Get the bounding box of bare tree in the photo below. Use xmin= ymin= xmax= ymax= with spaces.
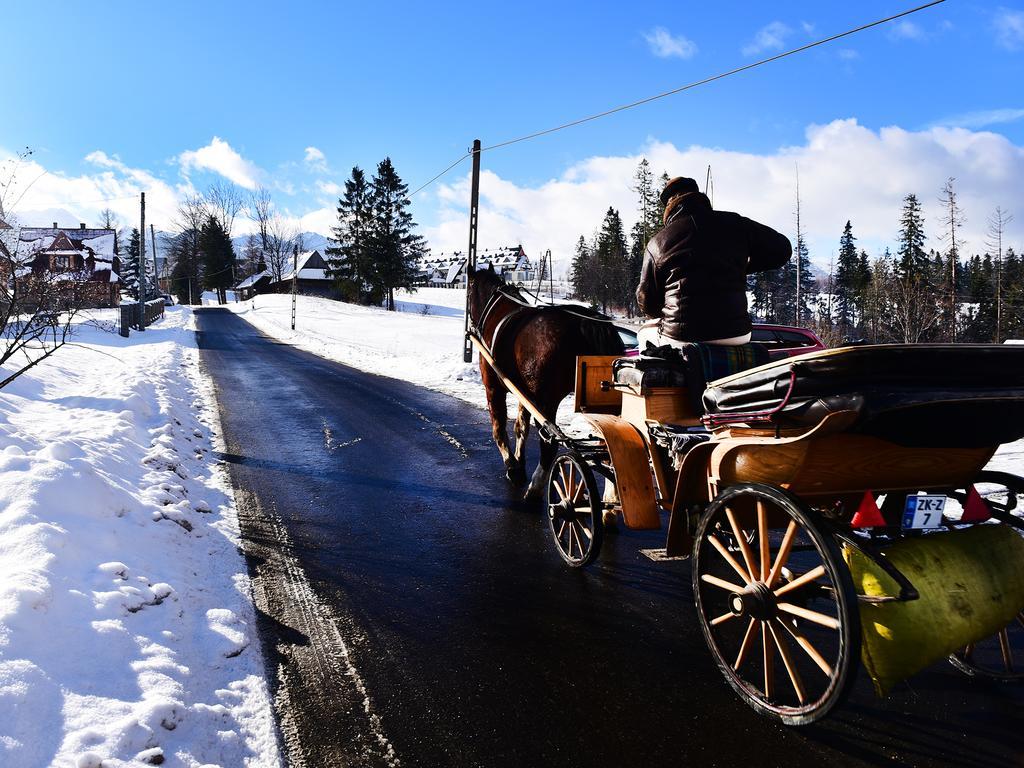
xmin=265 ymin=215 xmax=295 ymax=284
xmin=248 ymin=187 xmax=273 ymax=252
xmin=986 ymin=206 xmax=1014 ymax=343
xmin=0 ymin=155 xmax=87 ymax=390
xmin=937 ymin=177 xmax=966 ymax=341
xmin=206 ymin=181 xmax=243 ymax=237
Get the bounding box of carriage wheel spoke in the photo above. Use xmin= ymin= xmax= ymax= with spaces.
xmin=762 ymin=622 xmax=774 ymax=700
xmin=779 ymin=618 xmax=834 ymax=677
xmin=773 ymin=565 xmax=827 ymax=598
xmin=1016 ymin=611 xmax=1024 ymax=631
xmin=558 ymin=465 xmax=569 ymax=500
xmin=711 ymin=611 xmax=737 ymax=626
xmin=576 ymin=521 xmax=593 ymax=541
xmin=570 ymin=523 xmax=584 ymax=559
xmin=700 ymin=573 xmax=746 ymax=593
xmin=777 ymin=602 xmax=840 ymax=630
xmin=757 ymin=500 xmax=770 ymax=581
xmin=767 ymin=520 xmax=799 ymax=587
xmin=734 ymin=618 xmax=757 ymax=672
xmin=999 ymin=629 xmax=1014 ymax=672
xmin=769 ymin=620 xmax=807 ymax=704
xmin=556 ymin=520 xmax=567 ymax=541
xmin=726 ymin=507 xmax=757 ymax=581
xmin=708 ymin=534 xmax=752 ymax=584
xmin=572 ymin=478 xmax=585 ymax=504
xmin=554 ymin=476 xmax=568 ymax=503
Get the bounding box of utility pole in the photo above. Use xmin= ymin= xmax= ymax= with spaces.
xmin=546 ymin=249 xmax=553 ymax=303
xmin=291 ymin=243 xmax=298 ymax=330
xmin=463 ymin=139 xmax=481 ymax=362
xmin=138 ymin=192 xmax=146 ymax=331
xmin=149 ymin=224 xmax=159 ymax=295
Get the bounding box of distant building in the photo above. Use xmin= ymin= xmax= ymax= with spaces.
xmin=416 ymin=246 xmax=534 ymax=287
xmin=16 ymin=223 xmax=121 ymax=308
xmin=261 ymin=250 xmax=335 ymax=297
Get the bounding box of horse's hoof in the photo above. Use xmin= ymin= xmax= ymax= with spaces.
xmin=602 ymin=509 xmax=620 ymax=533
xmin=506 ymin=467 xmax=528 ymax=487
xmin=523 ymin=485 xmax=543 ymax=505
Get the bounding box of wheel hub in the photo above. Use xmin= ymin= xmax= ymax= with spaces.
xmin=728 ymin=582 xmax=776 ymax=620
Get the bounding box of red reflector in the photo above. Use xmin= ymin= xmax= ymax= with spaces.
xmin=851 ymin=491 xmax=886 ymax=528
xmin=961 ymin=487 xmax=991 ymax=522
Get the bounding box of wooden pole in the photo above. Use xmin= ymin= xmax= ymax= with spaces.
xmin=463 ymin=139 xmax=482 ymax=362
xmin=138 ymin=192 xmax=146 ymax=331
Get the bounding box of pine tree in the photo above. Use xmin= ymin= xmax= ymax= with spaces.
xmin=326 ymin=166 xmax=374 ymax=303
xmin=833 ymin=221 xmax=859 ymax=336
xmin=593 ymin=207 xmax=628 ymax=314
xmin=169 ymin=233 xmax=200 ymax=305
xmin=937 ymin=177 xmax=965 ymax=341
xmin=200 ymin=216 xmax=235 ymax=305
xmin=368 ymin=158 xmax=427 ymax=311
xmin=570 ymin=235 xmax=597 ymax=305
xmin=896 ymin=193 xmax=928 ymax=280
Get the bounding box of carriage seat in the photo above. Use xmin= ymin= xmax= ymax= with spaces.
xmin=613 ymin=342 xmax=770 ymax=397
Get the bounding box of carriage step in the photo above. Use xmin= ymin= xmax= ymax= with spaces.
xmin=640 ymin=548 xmax=687 ymax=562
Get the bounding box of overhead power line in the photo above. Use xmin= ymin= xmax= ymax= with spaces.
xmin=409 ymin=0 xmax=946 ymax=195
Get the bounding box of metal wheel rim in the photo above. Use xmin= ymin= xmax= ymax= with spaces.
xmin=546 ymin=453 xmax=601 ymax=568
xmin=693 ymin=483 xmax=860 ymax=725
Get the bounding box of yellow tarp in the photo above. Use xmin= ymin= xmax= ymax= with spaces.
xmin=844 ymin=524 xmax=1024 ymax=695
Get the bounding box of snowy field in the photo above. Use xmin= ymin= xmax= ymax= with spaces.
xmin=225 ymin=287 xmax=1024 ymax=471
xmin=0 ymin=308 xmax=279 ymax=767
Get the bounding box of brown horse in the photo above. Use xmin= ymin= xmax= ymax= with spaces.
xmin=467 ymin=267 xmax=624 ymax=501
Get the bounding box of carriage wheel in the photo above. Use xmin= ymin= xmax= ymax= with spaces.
xmin=948 ymin=471 xmax=1024 ymax=681
xmin=693 ymin=483 xmax=861 ymax=725
xmin=546 ymin=453 xmax=603 ymax=568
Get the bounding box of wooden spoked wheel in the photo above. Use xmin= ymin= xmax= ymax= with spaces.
xmin=693 ymin=483 xmax=861 ymax=725
xmin=546 ymin=453 xmax=603 ymax=568
xmin=948 ymin=471 xmax=1024 ymax=681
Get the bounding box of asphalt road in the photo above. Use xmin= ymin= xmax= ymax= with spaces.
xmin=195 ymin=307 xmax=1024 ymax=768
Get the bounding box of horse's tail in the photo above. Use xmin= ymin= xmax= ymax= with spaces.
xmin=578 ymin=315 xmax=625 ymax=355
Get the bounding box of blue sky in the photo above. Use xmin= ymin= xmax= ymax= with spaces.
xmin=2 ymin=1 xmax=1023 ymax=269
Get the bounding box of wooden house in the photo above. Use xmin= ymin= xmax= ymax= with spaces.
xmin=18 ymin=223 xmax=121 ymax=308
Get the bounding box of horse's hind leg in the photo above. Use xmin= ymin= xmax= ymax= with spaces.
xmin=481 ymin=362 xmax=525 ymax=486
xmin=511 ymin=403 xmax=531 ymax=486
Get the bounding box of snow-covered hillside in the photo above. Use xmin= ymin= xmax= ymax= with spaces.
xmin=0 ymin=309 xmax=279 ymax=767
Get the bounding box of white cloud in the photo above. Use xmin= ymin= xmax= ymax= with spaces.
xmin=316 ymin=180 xmax=342 ymax=196
xmin=0 ymin=146 xmax=186 ymax=233
xmin=178 ymin=137 xmax=261 ymax=190
xmin=742 ymin=21 xmax=790 ymax=56
xmin=932 ymin=108 xmax=1024 ymax=130
xmin=888 ymin=20 xmax=924 ymax=41
xmin=423 ymin=120 xmax=1024 ymax=277
xmin=644 ymin=27 xmax=698 ymax=59
xmin=304 ymin=146 xmax=328 ymax=173
xmin=994 ymin=7 xmax=1024 ymax=50
xmin=837 ymin=48 xmax=859 ymax=61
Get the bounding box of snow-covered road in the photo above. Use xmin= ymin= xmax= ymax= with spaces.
xmin=0 ymin=308 xmax=279 ymax=767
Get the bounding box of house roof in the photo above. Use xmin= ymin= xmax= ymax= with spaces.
xmin=277 ymin=249 xmax=330 ymax=282
xmin=19 ymin=226 xmax=117 ymax=263
xmin=237 ymin=270 xmax=271 ymax=290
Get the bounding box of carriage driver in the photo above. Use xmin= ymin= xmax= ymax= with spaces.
xmin=636 ymin=176 xmax=792 ymax=350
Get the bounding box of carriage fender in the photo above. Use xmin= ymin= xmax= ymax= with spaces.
xmin=845 ymin=524 xmax=1024 ymax=696
xmin=581 ymin=414 xmax=661 ymax=531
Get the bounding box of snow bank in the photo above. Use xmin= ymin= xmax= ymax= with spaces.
xmin=0 ymin=308 xmax=280 ymax=767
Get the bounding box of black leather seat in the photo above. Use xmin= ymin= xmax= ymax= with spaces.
xmin=702 ymin=344 xmax=1024 ymax=448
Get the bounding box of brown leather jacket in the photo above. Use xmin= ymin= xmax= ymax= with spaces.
xmin=636 ymin=193 xmax=792 ymax=342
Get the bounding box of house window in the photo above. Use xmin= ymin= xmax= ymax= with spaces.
xmin=53 ymin=255 xmax=69 ymax=271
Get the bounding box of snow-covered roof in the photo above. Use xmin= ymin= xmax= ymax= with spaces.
xmin=278 ymin=250 xmax=331 ymax=282
xmin=237 ymin=270 xmax=271 ymax=290
xmin=419 ymin=246 xmax=531 ymax=281
xmin=18 ymin=226 xmax=117 ymax=268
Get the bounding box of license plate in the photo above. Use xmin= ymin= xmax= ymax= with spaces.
xmin=902 ymin=494 xmax=947 ymax=529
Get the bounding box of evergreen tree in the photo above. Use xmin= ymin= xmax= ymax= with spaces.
xmin=896 ymin=193 xmax=928 ymax=279
xmin=326 ymin=166 xmax=374 ymax=303
xmin=570 ymin=235 xmax=597 ymax=305
xmin=368 ymin=158 xmax=427 ymax=311
xmin=593 ymin=207 xmax=628 ymax=314
xmin=199 ymin=216 xmax=235 ymax=305
xmin=169 ymin=233 xmax=200 ymax=305
xmin=833 ymin=221 xmax=859 ymax=336
xmin=121 ymin=228 xmax=142 ymax=300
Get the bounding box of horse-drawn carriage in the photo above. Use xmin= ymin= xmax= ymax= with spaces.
xmin=467 ymin=269 xmax=1024 ymax=725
